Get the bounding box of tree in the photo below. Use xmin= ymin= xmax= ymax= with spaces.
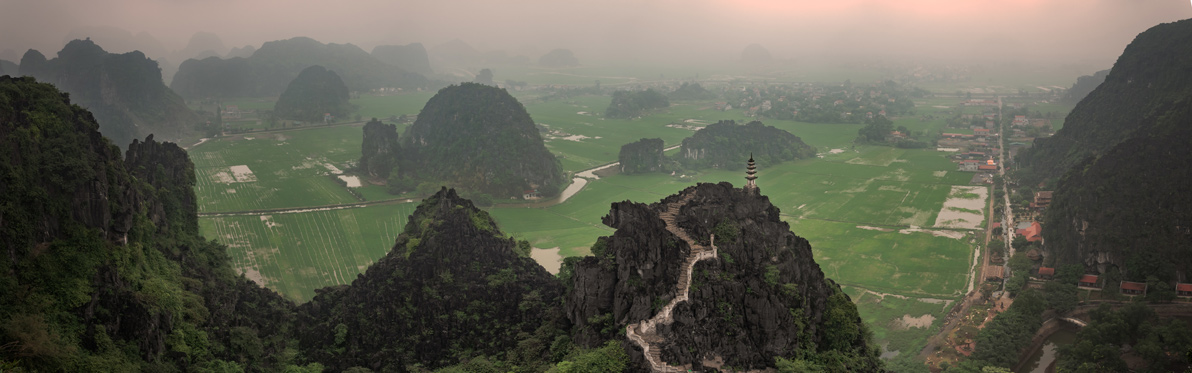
xmin=1043 ymin=281 xmax=1078 ymax=314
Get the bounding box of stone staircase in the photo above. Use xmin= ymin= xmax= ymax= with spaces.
xmin=626 ymin=193 xmax=718 ymax=372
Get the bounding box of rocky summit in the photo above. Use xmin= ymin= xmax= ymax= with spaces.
xmin=565 ymin=181 xmax=882 ymax=372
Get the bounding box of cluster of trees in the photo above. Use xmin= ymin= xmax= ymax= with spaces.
xmin=723 ymin=80 xmax=918 ymax=124
xmin=943 ymin=290 xmax=1047 ymax=372
xmin=1056 ymin=303 xmax=1192 ymax=372
xmin=605 ymin=89 xmax=669 ymax=119
xmin=273 ymin=65 xmax=353 ymax=122
xmin=679 ymin=120 xmax=816 ymax=170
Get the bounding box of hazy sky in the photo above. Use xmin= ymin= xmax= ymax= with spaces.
xmin=1 ymin=0 xmax=1189 ymax=66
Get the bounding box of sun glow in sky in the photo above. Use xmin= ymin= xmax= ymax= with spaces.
xmin=0 ymin=0 xmax=1188 ymax=65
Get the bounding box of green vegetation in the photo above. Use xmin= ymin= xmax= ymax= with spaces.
xmin=359 ymin=119 xmax=401 ymax=179
xmin=678 ymin=120 xmax=816 ymax=170
xmin=605 ymin=88 xmax=670 ymax=119
xmin=618 ymin=138 xmax=665 ymax=174
xmin=396 ymin=83 xmax=565 ymax=198
xmin=1056 ymin=303 xmax=1192 ymax=372
xmin=199 ymin=203 xmax=418 ymax=301
xmin=944 ymin=290 xmax=1047 ymax=372
xmin=0 ymin=76 xmax=295 ymax=371
xmin=274 ymin=65 xmax=352 ymax=122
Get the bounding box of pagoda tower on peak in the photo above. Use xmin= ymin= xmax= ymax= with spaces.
xmin=745 ymin=153 xmax=758 ymax=190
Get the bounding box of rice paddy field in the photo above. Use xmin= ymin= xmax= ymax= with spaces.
xmin=188 ymin=67 xmax=1043 ymax=364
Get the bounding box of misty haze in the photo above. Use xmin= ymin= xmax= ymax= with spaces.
xmin=1 ymin=1 xmax=1192 ymax=372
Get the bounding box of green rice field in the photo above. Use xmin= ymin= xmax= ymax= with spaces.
xmin=191 ymin=71 xmax=1020 ymax=359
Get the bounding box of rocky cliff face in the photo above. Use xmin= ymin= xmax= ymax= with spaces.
xmin=358 ymin=119 xmax=401 ymax=179
xmin=17 ymin=39 xmax=200 ymax=148
xmin=297 ymin=188 xmax=568 ymax=371
xmin=125 ymin=134 xmax=198 ymax=238
xmin=565 ymin=182 xmax=881 ymax=371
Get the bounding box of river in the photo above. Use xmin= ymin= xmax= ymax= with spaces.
xmin=1018 ymin=328 xmax=1077 ymax=373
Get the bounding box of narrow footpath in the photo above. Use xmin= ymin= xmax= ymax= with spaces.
xmin=625 ymin=192 xmax=719 ymax=372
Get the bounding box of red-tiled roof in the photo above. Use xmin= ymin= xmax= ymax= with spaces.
xmin=1038 ymin=267 xmax=1055 ymax=276
xmin=1177 ymin=283 xmax=1192 ymax=292
xmin=992 ymin=222 xmax=1001 ymax=229
xmin=1080 ymin=275 xmax=1099 ymax=284
xmin=1020 ymin=221 xmax=1042 ymax=242
xmin=1121 ymin=281 xmax=1147 ymax=292
xmin=978 ymin=165 xmax=997 ymax=170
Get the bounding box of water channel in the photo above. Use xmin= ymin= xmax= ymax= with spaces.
xmin=1017 ymin=328 xmax=1077 ymax=373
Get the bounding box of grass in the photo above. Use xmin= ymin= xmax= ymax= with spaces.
xmin=848 ymin=288 xmax=954 ymax=359
xmin=190 ymin=125 xmax=368 ymax=212
xmin=199 ymin=202 xmax=418 ymax=301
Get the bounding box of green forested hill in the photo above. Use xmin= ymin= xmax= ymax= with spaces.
xmin=16 ymin=39 xmax=200 ymax=148
xmin=1016 ymin=19 xmax=1192 ymax=186
xmin=1043 ymin=100 xmax=1192 ymax=280
xmin=1011 ymin=20 xmax=1192 ymax=280
xmin=678 ymin=120 xmax=816 ymax=170
xmin=0 ymin=76 xmax=296 ymax=372
xmin=297 ymin=188 xmax=568 ymax=371
xmin=397 ymin=83 xmax=565 ymax=198
xmin=273 ymin=65 xmax=352 ymax=122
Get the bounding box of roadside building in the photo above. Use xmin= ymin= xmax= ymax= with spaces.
xmin=1032 ymin=191 xmax=1053 ymax=211
xmin=959 ymin=160 xmax=980 ymax=172
xmin=985 ymin=266 xmax=1005 ymax=282
xmin=1037 ymin=267 xmax=1055 ymax=279
xmin=1120 ymin=281 xmax=1147 ymax=296
xmin=1079 ymin=275 xmax=1101 ymax=289
xmin=1016 ymin=221 xmax=1042 ymax=242
xmin=1177 ymin=283 xmax=1192 ymax=298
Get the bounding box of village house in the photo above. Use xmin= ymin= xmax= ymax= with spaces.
xmin=1032 ymin=191 xmax=1053 ymax=211
xmin=985 ymin=266 xmax=1004 ymax=282
xmin=1012 ymin=115 xmax=1029 ymax=126
xmin=958 ymin=160 xmax=980 ymax=172
xmin=1120 ymin=281 xmax=1147 ymax=296
xmin=1177 ymin=283 xmax=1192 ymax=298
xmin=1079 ymin=274 xmax=1101 ymax=289
xmin=1016 ymin=221 xmax=1042 ymax=242
xmin=522 ymin=189 xmax=541 ymax=200
xmin=978 ymin=164 xmax=997 ymax=173
xmin=1037 ymin=267 xmax=1055 ymax=279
